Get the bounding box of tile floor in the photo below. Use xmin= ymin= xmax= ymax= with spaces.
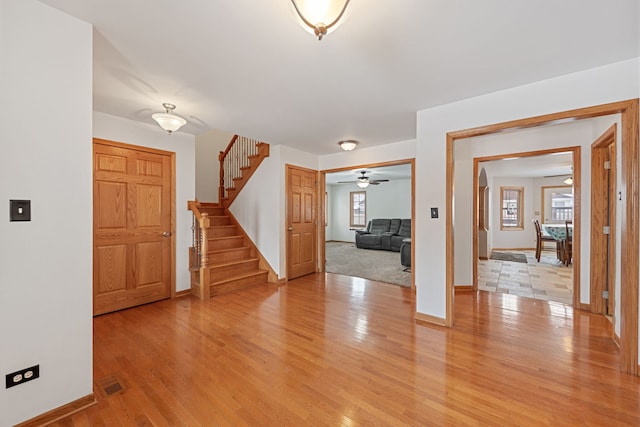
xmin=478 ymin=248 xmax=573 ymax=305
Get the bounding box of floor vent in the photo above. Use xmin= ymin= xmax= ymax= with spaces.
xmin=96 ymin=374 xmax=126 ymax=398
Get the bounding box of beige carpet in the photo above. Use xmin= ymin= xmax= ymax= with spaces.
xmin=325 ymin=242 xmax=410 ymax=287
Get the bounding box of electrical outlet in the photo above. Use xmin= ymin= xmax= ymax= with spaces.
xmin=6 ymin=365 xmax=39 ymax=389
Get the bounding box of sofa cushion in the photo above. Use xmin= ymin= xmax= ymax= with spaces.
xmin=368 ymin=218 xmax=391 ymax=234
xmin=397 ymin=219 xmax=411 ymax=237
xmin=389 ymin=218 xmax=401 ymax=235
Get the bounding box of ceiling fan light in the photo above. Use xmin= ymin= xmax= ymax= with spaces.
xmin=356 ymin=181 xmax=370 ymax=188
xmin=338 ymin=139 xmax=358 ymax=151
xmin=152 ymin=103 xmax=187 ymax=134
xmin=290 ymin=0 xmax=351 ymax=40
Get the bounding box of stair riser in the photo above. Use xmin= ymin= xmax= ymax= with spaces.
xmin=200 ymin=207 xmax=225 ymax=216
xmin=211 ymin=259 xmax=260 ymax=277
xmin=210 ymin=272 xmax=268 ymax=296
xmin=209 ymin=248 xmax=251 ymax=263
xmin=209 ymin=216 xmax=230 ymax=226
xmin=208 ymin=226 xmax=238 ymax=238
xmin=209 ymin=237 xmax=244 ymax=250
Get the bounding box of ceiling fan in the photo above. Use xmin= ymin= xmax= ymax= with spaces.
xmin=338 ymin=171 xmax=389 ymax=188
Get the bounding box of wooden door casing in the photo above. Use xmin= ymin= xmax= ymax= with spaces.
xmin=287 ymin=165 xmax=318 ymax=280
xmin=93 ymin=140 xmax=174 ymax=315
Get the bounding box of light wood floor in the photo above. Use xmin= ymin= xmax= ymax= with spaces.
xmin=50 ymin=274 xmax=640 ymax=426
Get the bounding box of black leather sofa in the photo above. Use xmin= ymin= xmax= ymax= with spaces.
xmin=355 ymin=218 xmax=411 ymax=252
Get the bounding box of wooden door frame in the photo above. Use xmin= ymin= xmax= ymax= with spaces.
xmin=471 ymin=146 xmax=581 ymax=308
xmin=93 ymin=138 xmax=177 ymax=299
xmin=319 ymin=158 xmax=416 ymax=291
xmin=590 ymin=124 xmax=617 ymax=317
xmin=446 ymin=99 xmax=639 ymax=375
xmin=285 ymin=163 xmax=319 ymax=279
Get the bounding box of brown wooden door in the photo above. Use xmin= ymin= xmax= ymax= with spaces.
xmin=287 ymin=165 xmax=317 ymax=279
xmin=590 ymin=124 xmax=617 ymax=316
xmin=93 ymin=140 xmax=173 ymax=315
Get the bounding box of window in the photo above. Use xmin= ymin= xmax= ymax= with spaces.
xmin=350 ymin=191 xmax=366 ymax=227
xmin=550 ymin=190 xmax=573 ymax=222
xmin=541 ymin=185 xmax=573 ymax=223
xmin=500 ymin=186 xmax=524 ymax=230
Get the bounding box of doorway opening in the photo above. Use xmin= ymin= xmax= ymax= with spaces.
xmin=445 ymin=99 xmax=638 ymax=375
xmin=320 ymin=159 xmax=415 ymax=290
xmin=470 ymin=148 xmax=578 ymax=305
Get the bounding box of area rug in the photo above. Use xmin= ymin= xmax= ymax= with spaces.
xmin=490 ymin=251 xmax=528 ymax=264
xmin=325 ymin=242 xmax=410 ymax=287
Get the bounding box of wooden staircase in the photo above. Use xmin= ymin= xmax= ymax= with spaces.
xmin=195 ymin=203 xmax=268 ymax=297
xmin=188 ymin=135 xmax=272 ymax=299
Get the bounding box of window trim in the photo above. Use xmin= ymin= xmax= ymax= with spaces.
xmin=500 ymin=186 xmax=524 ymax=231
xmin=349 ymin=191 xmax=366 ymax=227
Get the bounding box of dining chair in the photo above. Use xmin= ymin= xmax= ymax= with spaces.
xmin=562 ymin=220 xmax=573 ymax=266
xmin=533 ymin=219 xmax=557 ymax=262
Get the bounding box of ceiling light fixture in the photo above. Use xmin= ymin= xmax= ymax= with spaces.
xmin=290 ymin=0 xmax=351 ymax=41
xmin=152 ymin=103 xmax=187 ymax=135
xmin=356 ymin=180 xmax=370 ymax=189
xmin=338 ymin=139 xmax=358 ymax=151
xmin=564 ymin=176 xmax=573 ymax=185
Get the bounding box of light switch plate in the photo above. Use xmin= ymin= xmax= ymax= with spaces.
xmin=10 ymin=200 xmax=31 ymax=222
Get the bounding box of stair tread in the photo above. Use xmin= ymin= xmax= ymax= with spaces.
xmin=208 ymin=246 xmax=250 ymax=254
xmin=208 ymin=235 xmax=242 ymax=241
xmin=210 ymin=257 xmax=259 ymax=267
xmin=211 ymin=269 xmax=268 ymax=285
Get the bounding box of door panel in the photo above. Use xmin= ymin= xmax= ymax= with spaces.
xmin=287 ymin=165 xmax=317 ymax=279
xmin=93 ymin=141 xmax=172 ymax=315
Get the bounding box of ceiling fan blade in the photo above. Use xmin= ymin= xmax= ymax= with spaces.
xmin=337 ymin=180 xmax=357 ymax=184
xmin=370 ymin=179 xmax=389 ymax=183
xmin=369 ymin=182 xmax=380 ymax=185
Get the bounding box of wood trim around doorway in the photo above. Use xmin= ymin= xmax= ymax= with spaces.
xmin=320 ymin=159 xmax=416 ymax=291
xmin=446 ymin=99 xmax=639 ymax=375
xmin=471 ymin=146 xmax=581 ymax=306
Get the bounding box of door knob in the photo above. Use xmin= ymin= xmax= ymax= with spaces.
xmin=288 ymin=227 xmax=293 ymax=231
xmin=162 ymin=231 xmax=171 ymax=237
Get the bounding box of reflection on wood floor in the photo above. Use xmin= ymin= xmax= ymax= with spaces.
xmin=49 ymin=273 xmax=639 ymax=426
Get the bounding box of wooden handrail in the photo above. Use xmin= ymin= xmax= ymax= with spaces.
xmin=187 ymin=200 xmax=210 ymax=270
xmin=218 ymin=135 xmax=267 ymax=205
xmin=218 ymin=135 xmax=239 ymax=203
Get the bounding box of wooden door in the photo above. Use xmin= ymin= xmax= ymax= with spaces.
xmin=93 ymin=140 xmax=173 ymax=315
xmin=590 ymin=124 xmax=617 ymax=316
xmin=287 ymin=165 xmax=317 ymax=279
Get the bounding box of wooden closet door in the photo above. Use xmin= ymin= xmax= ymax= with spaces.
xmin=93 ymin=141 xmax=172 ymax=315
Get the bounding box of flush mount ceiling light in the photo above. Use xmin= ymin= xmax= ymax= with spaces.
xmin=152 ymin=103 xmax=187 ymax=135
xmin=338 ymin=139 xmax=358 ymax=151
xmin=290 ymin=0 xmax=351 ymax=41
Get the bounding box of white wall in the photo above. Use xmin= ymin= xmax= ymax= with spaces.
xmin=0 ymin=1 xmax=93 ymax=425
xmin=415 ymin=58 xmax=640 ymax=321
xmin=319 ymin=139 xmax=416 ymax=171
xmin=326 ymin=179 xmax=411 ymax=242
xmin=195 ymin=129 xmax=233 ymax=202
xmin=230 ymin=144 xmax=318 ymax=279
xmin=93 ymin=112 xmax=196 ymax=293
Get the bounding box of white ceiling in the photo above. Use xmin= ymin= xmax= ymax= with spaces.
xmin=39 ymin=0 xmax=639 ymax=155
xmin=479 ymin=152 xmax=573 ymax=178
